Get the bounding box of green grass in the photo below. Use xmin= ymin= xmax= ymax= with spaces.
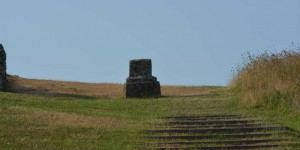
xmin=1 ymin=86 xmax=300 ymax=149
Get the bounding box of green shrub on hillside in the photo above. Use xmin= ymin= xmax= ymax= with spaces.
xmin=230 ymin=47 xmax=300 ymax=112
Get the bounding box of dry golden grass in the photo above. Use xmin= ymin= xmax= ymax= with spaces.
xmin=161 ymin=86 xmax=220 ymax=97
xmin=7 ymin=75 xmax=123 ymax=99
xmin=229 ymin=49 xmax=300 ymax=111
xmin=7 ymin=75 xmax=220 ymax=99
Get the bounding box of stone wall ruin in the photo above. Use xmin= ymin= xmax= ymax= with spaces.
xmin=0 ymin=44 xmax=7 ymax=91
xmin=124 ymin=59 xmax=161 ymax=98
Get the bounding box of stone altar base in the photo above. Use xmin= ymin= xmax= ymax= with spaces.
xmin=125 ymin=78 xmax=161 ymax=98
xmin=124 ymin=59 xmax=161 ymax=98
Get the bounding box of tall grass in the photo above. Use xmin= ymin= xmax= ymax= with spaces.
xmin=229 ymin=47 xmax=300 ymax=112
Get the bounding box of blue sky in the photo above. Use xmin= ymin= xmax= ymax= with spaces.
xmin=1 ymin=0 xmax=299 ymax=85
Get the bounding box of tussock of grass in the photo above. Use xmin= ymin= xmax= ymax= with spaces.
xmin=229 ymin=47 xmax=300 ymax=112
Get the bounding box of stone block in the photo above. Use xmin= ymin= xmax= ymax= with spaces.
xmin=124 ymin=59 xmax=161 ymax=98
xmin=0 ymin=44 xmax=7 ymax=91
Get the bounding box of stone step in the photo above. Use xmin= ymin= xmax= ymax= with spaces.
xmin=148 ymin=144 xmax=280 ymax=150
xmin=147 ymin=126 xmax=290 ymax=134
xmin=146 ymin=133 xmax=278 ymax=140
xmin=149 ymin=138 xmax=285 ymax=146
xmin=145 ymin=115 xmax=300 ymax=149
xmin=166 ymin=123 xmax=269 ymax=128
xmin=165 ymin=119 xmax=258 ymax=125
xmin=163 ymin=115 xmax=244 ymax=120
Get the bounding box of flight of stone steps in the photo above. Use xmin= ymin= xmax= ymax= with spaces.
xmin=145 ymin=114 xmax=300 ymax=149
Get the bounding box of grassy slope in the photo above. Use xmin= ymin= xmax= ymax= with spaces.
xmin=7 ymin=76 xmax=215 ymax=99
xmin=229 ymin=49 xmax=300 ymax=112
xmin=0 ymin=76 xmax=299 ymax=149
xmin=228 ymin=49 xmax=300 ymax=144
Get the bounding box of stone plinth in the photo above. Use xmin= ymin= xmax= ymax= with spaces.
xmin=0 ymin=44 xmax=7 ymax=91
xmin=124 ymin=59 xmax=161 ymax=98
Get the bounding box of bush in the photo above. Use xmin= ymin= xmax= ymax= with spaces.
xmin=229 ymin=47 xmax=300 ymax=112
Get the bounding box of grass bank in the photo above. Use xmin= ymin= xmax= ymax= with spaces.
xmin=1 ymin=77 xmax=228 ymax=149
xmin=229 ymin=47 xmax=300 ymax=113
xmin=0 ymin=75 xmax=299 ymax=149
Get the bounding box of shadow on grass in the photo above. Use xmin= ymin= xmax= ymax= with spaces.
xmin=162 ymin=93 xmax=221 ymax=99
xmin=5 ymin=80 xmax=99 ymax=100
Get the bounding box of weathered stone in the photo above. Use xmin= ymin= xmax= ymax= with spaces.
xmin=124 ymin=59 xmax=161 ymax=98
xmin=0 ymin=44 xmax=7 ymax=91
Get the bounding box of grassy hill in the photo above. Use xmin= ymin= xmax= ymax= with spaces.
xmin=0 ymin=75 xmax=299 ymax=149
xmin=6 ymin=75 xmax=217 ymax=99
xmin=1 ymin=76 xmax=227 ymax=149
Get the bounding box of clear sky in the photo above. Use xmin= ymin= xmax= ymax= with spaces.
xmin=1 ymin=0 xmax=299 ymax=85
